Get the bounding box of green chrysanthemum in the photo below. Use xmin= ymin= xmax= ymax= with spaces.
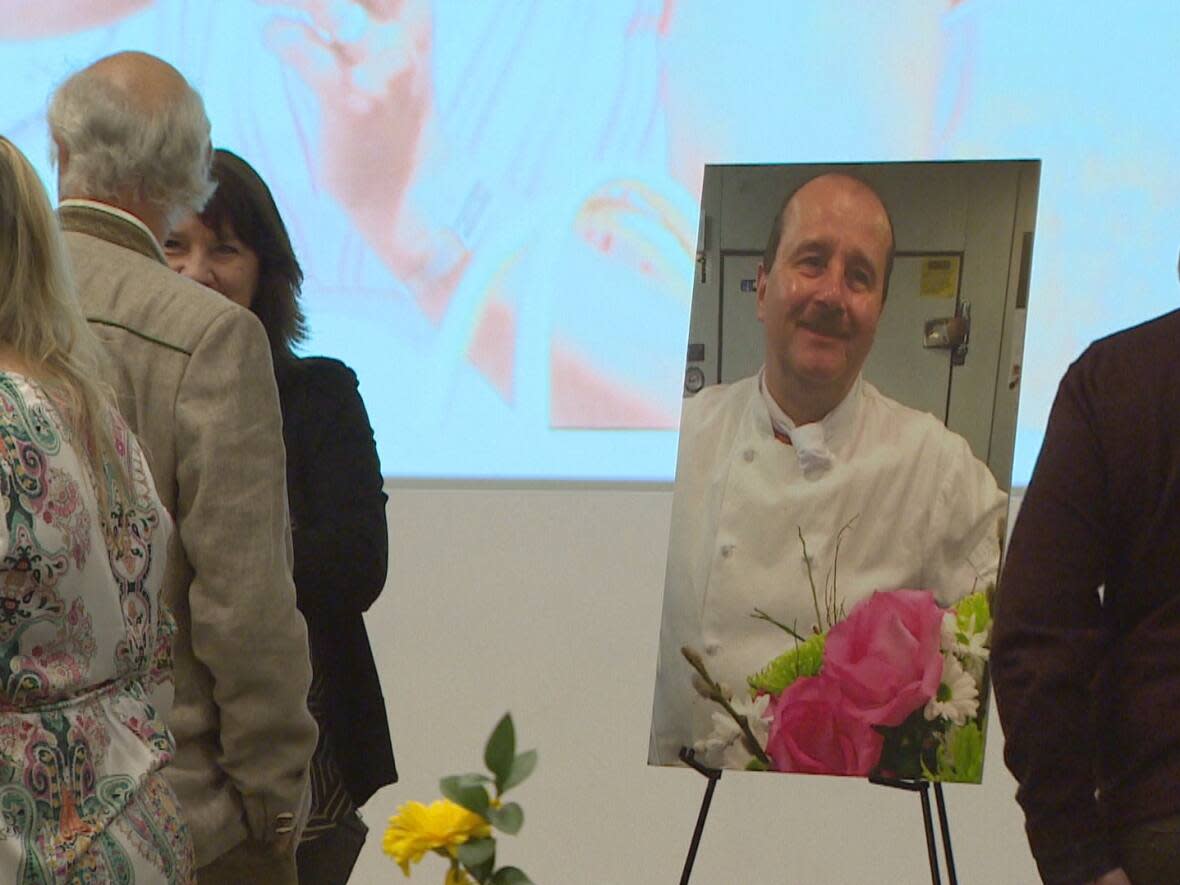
xmin=747 ymin=632 xmax=826 ymax=696
xmin=931 ymin=721 xmax=985 ymax=783
xmin=954 ymin=591 xmax=991 ymax=638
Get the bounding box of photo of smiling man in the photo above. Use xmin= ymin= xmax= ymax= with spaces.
xmin=649 ymin=167 xmax=1016 ymax=774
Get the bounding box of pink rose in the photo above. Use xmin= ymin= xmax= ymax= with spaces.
xmin=822 ymin=589 xmax=944 ymax=728
xmin=765 ymin=675 xmax=885 ymax=776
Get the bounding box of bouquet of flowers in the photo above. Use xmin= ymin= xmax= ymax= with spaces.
xmin=687 ymin=529 xmax=993 ymax=781
xmin=383 ymin=714 xmax=536 ymax=884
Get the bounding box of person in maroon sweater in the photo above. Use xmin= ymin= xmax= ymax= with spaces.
xmin=993 ymin=307 xmax=1180 ymax=885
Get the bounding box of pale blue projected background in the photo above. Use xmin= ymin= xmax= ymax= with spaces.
xmin=3 ymin=1 xmax=1177 ymax=483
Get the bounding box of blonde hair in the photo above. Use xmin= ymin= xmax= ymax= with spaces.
xmin=0 ymin=135 xmax=128 ymax=505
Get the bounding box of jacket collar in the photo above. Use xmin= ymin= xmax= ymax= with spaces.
xmin=58 ymin=199 xmax=166 ymax=264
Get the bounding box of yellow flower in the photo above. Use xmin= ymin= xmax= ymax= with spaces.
xmin=383 ymin=799 xmax=492 ymax=875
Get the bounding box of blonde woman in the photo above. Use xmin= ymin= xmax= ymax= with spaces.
xmin=0 ymin=136 xmax=194 ymax=883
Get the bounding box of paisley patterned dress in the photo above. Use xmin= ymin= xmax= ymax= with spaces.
xmin=0 ymin=373 xmax=194 ymax=883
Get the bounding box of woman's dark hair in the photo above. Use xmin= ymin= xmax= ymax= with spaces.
xmin=198 ymin=149 xmax=306 ymax=362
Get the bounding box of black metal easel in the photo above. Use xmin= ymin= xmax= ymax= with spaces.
xmin=869 ymin=775 xmax=958 ymax=885
xmin=676 ymin=747 xmax=958 ymax=884
xmin=678 ymin=747 xmax=722 ymax=885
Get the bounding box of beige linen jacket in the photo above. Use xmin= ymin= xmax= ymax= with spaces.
xmin=60 ymin=203 xmax=318 ymax=866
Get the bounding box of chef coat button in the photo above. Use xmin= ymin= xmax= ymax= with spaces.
xmin=720 ymin=543 xmax=734 ymax=558
xmin=743 ymin=448 xmax=756 ymax=462
xmin=705 ymin=642 xmax=720 ymax=655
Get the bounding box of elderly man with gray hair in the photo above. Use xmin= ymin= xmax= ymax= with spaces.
xmin=49 ymin=51 xmax=317 ymax=884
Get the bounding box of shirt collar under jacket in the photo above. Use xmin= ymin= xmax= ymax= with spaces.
xmin=58 ymin=198 xmax=166 ymax=264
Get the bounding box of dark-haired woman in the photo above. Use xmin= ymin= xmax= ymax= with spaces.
xmin=165 ymin=149 xmax=397 ymax=884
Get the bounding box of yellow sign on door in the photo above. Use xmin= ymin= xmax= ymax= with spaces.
xmin=919 ymin=255 xmax=961 ymax=299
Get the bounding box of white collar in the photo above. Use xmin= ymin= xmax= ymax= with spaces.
xmin=758 ymin=371 xmax=863 ymax=476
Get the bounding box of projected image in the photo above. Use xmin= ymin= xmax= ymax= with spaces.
xmin=649 ymin=161 xmax=1040 ymax=779
xmin=1 ymin=0 xmax=697 ymax=480
xmin=3 ymin=2 xmax=1178 ymax=481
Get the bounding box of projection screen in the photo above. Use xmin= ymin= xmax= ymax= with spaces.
xmin=4 ymin=1 xmax=1177 ymax=482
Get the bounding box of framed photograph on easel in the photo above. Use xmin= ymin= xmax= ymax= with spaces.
xmin=649 ymin=159 xmax=1040 ymax=782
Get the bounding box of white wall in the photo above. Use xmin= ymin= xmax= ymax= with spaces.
xmin=349 ymin=485 xmax=1038 ymax=884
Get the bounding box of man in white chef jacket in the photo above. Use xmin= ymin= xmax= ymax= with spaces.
xmin=649 ymin=172 xmax=1007 ymax=767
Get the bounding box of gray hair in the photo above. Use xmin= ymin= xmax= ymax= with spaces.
xmin=48 ymin=67 xmax=215 ymax=215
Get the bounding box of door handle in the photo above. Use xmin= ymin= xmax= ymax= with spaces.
xmin=923 ymin=301 xmax=971 ymax=365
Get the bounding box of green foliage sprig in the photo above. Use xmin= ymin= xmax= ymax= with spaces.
xmin=384 ymin=714 xmax=536 ymax=885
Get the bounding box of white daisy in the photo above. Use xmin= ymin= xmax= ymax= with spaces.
xmin=958 ymin=634 xmax=990 ymax=683
xmin=924 ymin=653 xmax=980 ymax=726
xmin=948 ymin=612 xmax=990 ymax=682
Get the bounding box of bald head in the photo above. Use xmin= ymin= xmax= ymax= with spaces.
xmin=49 ymin=51 xmax=214 ymax=226
xmin=85 ymin=51 xmax=194 ymax=113
xmin=763 ymin=173 xmax=896 ymax=300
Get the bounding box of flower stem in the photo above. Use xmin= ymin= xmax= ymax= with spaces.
xmin=681 ymin=646 xmax=771 ymax=767
xmin=798 ymin=527 xmax=824 ymax=632
xmin=750 ymin=608 xmax=806 ymax=642
xmin=826 ymin=516 xmax=857 ymax=629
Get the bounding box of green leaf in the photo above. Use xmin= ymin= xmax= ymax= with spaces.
xmin=467 ymin=855 xmax=496 ymax=884
xmin=485 ymin=714 xmax=516 ymax=788
xmin=500 ymin=749 xmax=537 ymax=792
xmin=488 ymin=801 xmax=524 ymax=835
xmin=489 ymin=867 xmax=533 ymax=885
xmin=440 ymin=775 xmax=491 ymax=816
xmin=456 ymin=837 xmax=496 ymax=868
xmin=442 ymin=772 xmax=493 ymax=788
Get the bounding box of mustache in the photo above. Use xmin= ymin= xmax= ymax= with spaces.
xmin=792 ymin=304 xmax=851 ymax=339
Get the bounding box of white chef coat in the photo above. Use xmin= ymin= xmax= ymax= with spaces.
xmin=649 ymin=373 xmax=1007 ymax=765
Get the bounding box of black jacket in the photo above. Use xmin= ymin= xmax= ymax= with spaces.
xmin=276 ymin=356 xmax=397 ymax=806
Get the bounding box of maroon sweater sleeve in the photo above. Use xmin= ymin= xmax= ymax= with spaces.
xmin=992 ymin=355 xmax=1116 ymax=885
xmin=994 ymin=309 xmax=1180 ymax=884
